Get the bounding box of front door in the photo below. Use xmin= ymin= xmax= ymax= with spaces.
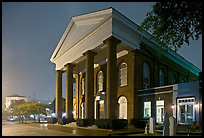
xmin=178 ymin=104 xmax=194 ymax=124
xmin=99 ymin=100 xmax=104 ymax=118
xmin=156 ymin=100 xmax=164 ymax=123
xmin=177 ymin=98 xmax=195 ymax=124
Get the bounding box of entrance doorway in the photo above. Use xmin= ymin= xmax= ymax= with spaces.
xmin=177 ymin=98 xmax=195 ymax=124
xmin=95 ymin=95 xmax=105 ymax=119
xmin=156 ymin=100 xmax=164 ymax=123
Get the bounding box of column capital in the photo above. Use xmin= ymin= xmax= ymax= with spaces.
xmin=64 ymin=63 xmax=75 ymax=68
xmin=56 ymin=70 xmax=63 ymax=74
xmin=103 ymin=36 xmax=121 ymax=46
xmin=83 ymin=50 xmax=97 ymax=57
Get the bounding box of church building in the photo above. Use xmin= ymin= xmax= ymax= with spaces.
xmin=50 ymin=7 xmax=201 ymax=126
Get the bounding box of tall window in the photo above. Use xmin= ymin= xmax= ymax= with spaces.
xmin=156 ymin=100 xmax=164 ymax=123
xmin=143 ymin=62 xmax=150 ymax=89
xmin=119 ymin=63 xmax=127 ymax=86
xmin=159 ymin=69 xmax=165 ymax=86
xmin=82 ymin=77 xmax=85 ymax=95
xmin=118 ymin=96 xmax=127 ymax=119
xmin=144 ymin=101 xmax=151 ymax=118
xmin=97 ymin=71 xmax=103 ymax=92
xmin=172 ymin=73 xmax=177 ymax=84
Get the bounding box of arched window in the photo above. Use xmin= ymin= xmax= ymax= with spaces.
xmin=118 ymin=96 xmax=127 ymax=119
xmin=159 ymin=69 xmax=165 ymax=86
xmin=119 ymin=63 xmax=127 ymax=86
xmin=143 ymin=62 xmax=150 ymax=89
xmin=172 ymin=73 xmax=177 ymax=84
xmin=97 ymin=71 xmax=103 ymax=92
xmin=82 ymin=77 xmax=85 ymax=95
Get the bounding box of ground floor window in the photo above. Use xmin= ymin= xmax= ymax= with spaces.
xmin=73 ymin=104 xmax=76 ymax=119
xmin=177 ymin=97 xmax=195 ymax=124
xmin=156 ymin=100 xmax=164 ymax=123
xmin=81 ymin=102 xmax=85 ymax=119
xmin=118 ymin=96 xmax=127 ymax=119
xmin=144 ymin=101 xmax=151 ymax=118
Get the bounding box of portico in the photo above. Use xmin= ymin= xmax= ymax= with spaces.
xmin=50 ymin=7 xmax=140 ymax=121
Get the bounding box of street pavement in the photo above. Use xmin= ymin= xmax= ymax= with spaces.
xmin=2 ymin=121 xmax=82 ymax=136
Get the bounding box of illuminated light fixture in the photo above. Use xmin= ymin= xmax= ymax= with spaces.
xmin=51 ymin=113 xmax=56 ymax=117
xmin=102 ymin=92 xmax=105 ymax=95
xmin=194 ymin=103 xmax=199 ymax=109
xmin=171 ymin=104 xmax=175 ymax=109
xmin=62 ymin=113 xmax=66 ymax=117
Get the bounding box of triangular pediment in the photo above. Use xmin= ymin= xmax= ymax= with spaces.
xmin=50 ymin=8 xmax=112 ymax=62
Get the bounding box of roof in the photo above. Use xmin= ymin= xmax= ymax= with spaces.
xmin=6 ymin=94 xmax=26 ymax=98
xmin=50 ymin=7 xmax=200 ymax=76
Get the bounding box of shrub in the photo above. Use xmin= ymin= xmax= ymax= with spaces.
xmin=47 ymin=117 xmax=57 ymax=124
xmin=76 ymin=119 xmax=95 ymax=127
xmin=95 ymin=119 xmax=128 ymax=129
xmin=130 ymin=118 xmax=148 ymax=128
xmin=109 ymin=119 xmax=128 ymax=129
xmin=58 ymin=118 xmax=74 ymax=125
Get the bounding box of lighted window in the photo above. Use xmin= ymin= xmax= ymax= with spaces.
xmin=159 ymin=69 xmax=165 ymax=86
xmin=82 ymin=77 xmax=85 ymax=95
xmin=97 ymin=71 xmax=103 ymax=92
xmin=144 ymin=101 xmax=151 ymax=118
xmin=119 ymin=63 xmax=127 ymax=86
xmin=172 ymin=73 xmax=177 ymax=84
xmin=143 ymin=62 xmax=150 ymax=89
xmin=156 ymin=100 xmax=164 ymax=123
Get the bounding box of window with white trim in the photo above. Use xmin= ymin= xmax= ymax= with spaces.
xmin=144 ymin=101 xmax=151 ymax=118
xmin=97 ymin=71 xmax=103 ymax=92
xmin=119 ymin=63 xmax=127 ymax=86
xmin=82 ymin=77 xmax=85 ymax=95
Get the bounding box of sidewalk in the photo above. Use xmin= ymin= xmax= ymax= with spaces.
xmin=47 ymin=124 xmax=144 ymax=136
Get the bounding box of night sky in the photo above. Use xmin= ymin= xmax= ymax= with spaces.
xmin=2 ymin=2 xmax=202 ymax=104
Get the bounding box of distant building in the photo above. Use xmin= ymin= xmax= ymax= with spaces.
xmin=5 ymin=94 xmax=28 ymax=110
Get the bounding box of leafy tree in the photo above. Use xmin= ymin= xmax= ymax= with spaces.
xmin=140 ymin=2 xmax=202 ymax=51
xmin=26 ymin=101 xmax=49 ymax=122
xmin=50 ymin=97 xmax=66 ymax=113
xmin=11 ymin=101 xmax=49 ymax=123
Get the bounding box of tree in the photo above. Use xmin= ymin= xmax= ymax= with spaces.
xmin=140 ymin=2 xmax=202 ymax=51
xmin=50 ymin=97 xmax=66 ymax=113
xmin=26 ymin=101 xmax=49 ymax=122
xmin=11 ymin=101 xmax=49 ymax=123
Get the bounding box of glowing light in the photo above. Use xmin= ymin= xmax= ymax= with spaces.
xmin=171 ymin=104 xmax=175 ymax=109
xmin=194 ymin=103 xmax=199 ymax=109
xmin=62 ymin=112 xmax=66 ymax=117
xmin=51 ymin=113 xmax=56 ymax=117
